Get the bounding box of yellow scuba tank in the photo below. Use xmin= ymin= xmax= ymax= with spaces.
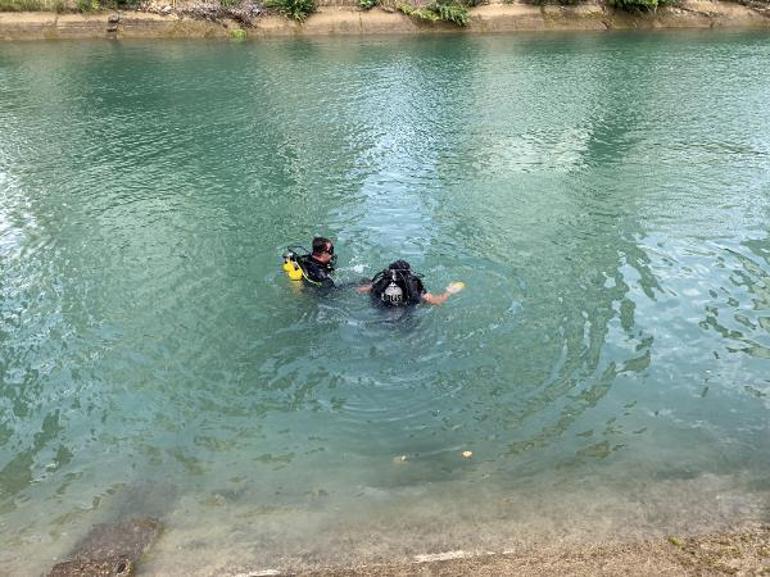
xmin=282 ymin=251 xmax=304 ymax=281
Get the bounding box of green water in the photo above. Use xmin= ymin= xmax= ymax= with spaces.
xmin=1 ymin=32 xmax=769 ymax=576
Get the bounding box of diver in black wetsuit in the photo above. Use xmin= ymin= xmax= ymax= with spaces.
xmin=295 ymin=237 xmax=336 ymax=288
xmin=357 ymin=260 xmax=464 ymax=306
xmin=283 ymin=237 xmax=366 ymax=291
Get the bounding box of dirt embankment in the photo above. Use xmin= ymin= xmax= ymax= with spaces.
xmin=1 ymin=0 xmax=769 ymax=40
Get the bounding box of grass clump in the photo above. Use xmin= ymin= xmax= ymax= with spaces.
xmin=359 ymin=0 xmax=378 ymax=9
xmin=432 ymin=1 xmax=468 ymax=24
xmin=229 ymin=27 xmax=247 ymax=38
xmin=265 ymin=0 xmax=315 ymax=20
xmin=398 ymin=3 xmax=439 ymax=21
xmin=0 ymin=0 xmax=43 ymax=10
xmin=75 ymin=0 xmax=139 ymax=11
xmin=525 ymin=0 xmax=582 ymax=5
xmin=0 ymin=0 xmax=66 ymax=11
xmin=608 ymin=0 xmax=678 ymax=10
xmin=76 ymin=0 xmax=97 ymax=10
xmin=398 ymin=0 xmax=470 ymax=25
xmin=0 ymin=0 xmax=138 ymax=11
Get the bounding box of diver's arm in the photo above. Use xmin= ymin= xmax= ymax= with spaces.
xmin=422 ymin=292 xmax=449 ymax=305
xmin=421 ymin=282 xmax=464 ymax=305
xmin=356 ymin=282 xmax=373 ymax=294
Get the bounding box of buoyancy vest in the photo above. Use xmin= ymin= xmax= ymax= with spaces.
xmin=371 ymin=268 xmax=424 ymax=307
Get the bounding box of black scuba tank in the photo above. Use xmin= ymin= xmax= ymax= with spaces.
xmin=372 ymin=268 xmax=411 ymax=307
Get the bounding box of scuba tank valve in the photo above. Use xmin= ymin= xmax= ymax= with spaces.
xmin=382 ymin=269 xmax=405 ymax=305
xmin=282 ymin=250 xmax=304 ymax=281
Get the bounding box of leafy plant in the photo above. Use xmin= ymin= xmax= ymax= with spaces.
xmin=266 ymin=0 xmax=315 ymax=20
xmin=398 ymin=3 xmax=438 ymax=20
xmin=433 ymin=1 xmax=468 ymax=25
xmin=76 ymin=0 xmax=99 ymax=12
xmin=359 ymin=0 xmax=379 ymax=9
xmin=229 ymin=27 xmax=247 ymax=38
xmin=608 ymin=0 xmax=665 ymax=10
xmin=398 ymin=0 xmax=469 ymax=25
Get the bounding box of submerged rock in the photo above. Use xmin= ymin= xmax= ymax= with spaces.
xmin=48 ymin=557 xmax=133 ymax=577
xmin=47 ymin=517 xmax=161 ymax=577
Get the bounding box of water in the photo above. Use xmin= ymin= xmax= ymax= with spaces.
xmin=1 ymin=31 xmax=769 ymax=576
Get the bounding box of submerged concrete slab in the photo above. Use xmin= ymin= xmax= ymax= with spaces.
xmin=47 ymin=517 xmax=161 ymax=577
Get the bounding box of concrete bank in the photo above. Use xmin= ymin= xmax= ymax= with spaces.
xmin=1 ymin=0 xmax=769 ymax=40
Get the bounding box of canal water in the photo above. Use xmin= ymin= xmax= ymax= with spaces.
xmin=1 ymin=31 xmax=769 ymax=576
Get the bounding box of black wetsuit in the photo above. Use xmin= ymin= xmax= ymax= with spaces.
xmin=297 ymin=254 xmax=335 ymax=288
xmin=371 ymin=270 xmax=426 ymax=307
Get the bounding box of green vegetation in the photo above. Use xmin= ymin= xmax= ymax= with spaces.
xmin=521 ymin=0 xmax=680 ymax=9
xmin=398 ymin=3 xmax=437 ymax=22
xmin=266 ymin=0 xmax=315 ymax=21
xmin=432 ymin=1 xmax=469 ymax=24
xmin=525 ymin=0 xmax=581 ymax=5
xmin=76 ymin=0 xmax=97 ymax=11
xmin=0 ymin=0 xmax=43 ymax=10
xmin=523 ymin=0 xmax=679 ymax=8
xmin=607 ymin=0 xmax=678 ymax=10
xmin=76 ymin=0 xmax=138 ymax=10
xmin=398 ymin=0 xmax=470 ymax=26
xmin=0 ymin=0 xmax=64 ymax=11
xmin=0 ymin=0 xmax=138 ymax=11
xmin=359 ymin=0 xmax=379 ymax=9
xmin=229 ymin=27 xmax=247 ymax=38
xmin=668 ymin=536 xmax=685 ymax=548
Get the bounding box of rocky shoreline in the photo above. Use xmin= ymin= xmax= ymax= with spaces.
xmin=1 ymin=0 xmax=769 ymax=40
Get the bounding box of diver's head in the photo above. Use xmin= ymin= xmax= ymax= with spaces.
xmin=312 ymin=236 xmax=336 ymax=266
xmin=388 ymin=260 xmax=411 ymax=272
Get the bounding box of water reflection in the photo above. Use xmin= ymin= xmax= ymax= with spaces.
xmin=702 ymin=241 xmax=770 ymax=360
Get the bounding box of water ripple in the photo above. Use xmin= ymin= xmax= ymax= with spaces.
xmin=1 ymin=33 xmax=770 ymax=576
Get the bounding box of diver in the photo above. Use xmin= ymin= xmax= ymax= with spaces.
xmin=282 ymin=236 xmax=337 ymax=288
xmin=357 ymin=260 xmax=464 ymax=306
